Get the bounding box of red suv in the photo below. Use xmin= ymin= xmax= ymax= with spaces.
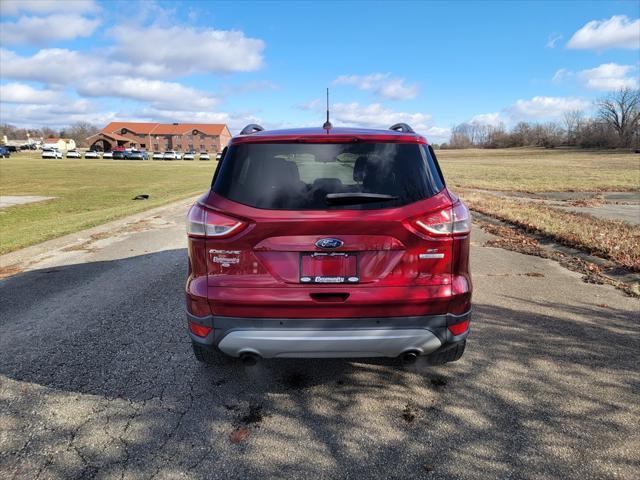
xmin=186 ymin=123 xmax=471 ymax=365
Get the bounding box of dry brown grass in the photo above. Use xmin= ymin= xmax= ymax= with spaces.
xmin=462 ymin=190 xmax=640 ymax=271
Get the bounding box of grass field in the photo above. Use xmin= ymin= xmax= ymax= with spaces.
xmin=0 ymin=153 xmax=216 ymax=254
xmin=1 ymin=148 xmax=638 ymax=258
xmin=437 ymin=147 xmax=640 ymax=192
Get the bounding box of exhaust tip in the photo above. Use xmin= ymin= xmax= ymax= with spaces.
xmin=239 ymin=352 xmax=260 ymax=366
xmin=400 ymin=351 xmax=419 ymax=365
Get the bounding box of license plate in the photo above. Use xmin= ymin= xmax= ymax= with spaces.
xmin=299 ymin=252 xmax=359 ymax=284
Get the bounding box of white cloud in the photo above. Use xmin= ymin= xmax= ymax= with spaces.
xmin=0 ymin=14 xmax=101 ymax=45
xmin=546 ymin=33 xmax=563 ymax=48
xmin=552 ymin=68 xmax=571 ymax=83
xmin=0 ymin=8 xmax=269 ymax=129
xmin=0 ymin=48 xmax=195 ymax=84
xmin=330 ymin=102 xmax=432 ymax=130
xmin=507 ymin=96 xmax=590 ymax=119
xmin=77 ymin=76 xmax=219 ymax=111
xmin=422 ymin=126 xmax=451 ymax=144
xmin=567 ymin=15 xmax=640 ymax=50
xmin=578 ymin=63 xmax=638 ymax=91
xmin=109 ymin=25 xmax=265 ymax=75
xmin=0 ymin=82 xmax=61 ymax=104
xmin=0 ymin=48 xmax=223 ymax=120
xmin=469 ymin=112 xmax=505 ymax=127
xmin=333 ymin=73 xmax=387 ymax=90
xmin=0 ymin=0 xmax=99 ymax=15
xmin=0 ymin=49 xmax=219 ymax=111
xmin=0 ymin=99 xmax=116 ymax=128
xmin=332 ymin=73 xmax=419 ymax=100
xmin=1 ymin=48 xmax=105 ymax=84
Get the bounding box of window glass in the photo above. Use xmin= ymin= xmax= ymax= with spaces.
xmin=212 ymin=142 xmax=444 ymax=210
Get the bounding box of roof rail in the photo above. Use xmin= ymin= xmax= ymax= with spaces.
xmin=389 ymin=123 xmax=415 ymax=133
xmin=239 ymin=124 xmax=265 ymax=135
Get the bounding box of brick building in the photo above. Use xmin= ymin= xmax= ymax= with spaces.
xmin=88 ymin=122 xmax=232 ymax=153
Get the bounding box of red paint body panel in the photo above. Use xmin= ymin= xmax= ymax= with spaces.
xmin=185 ymin=127 xmax=472 ymax=321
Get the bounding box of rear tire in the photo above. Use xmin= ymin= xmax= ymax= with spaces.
xmin=192 ymin=343 xmax=217 ymax=364
xmin=426 ymin=340 xmax=466 ymax=365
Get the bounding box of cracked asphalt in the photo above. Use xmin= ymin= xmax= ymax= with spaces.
xmin=0 ymin=199 xmax=638 ymax=479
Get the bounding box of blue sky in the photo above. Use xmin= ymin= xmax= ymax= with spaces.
xmin=0 ymin=0 xmax=638 ymax=142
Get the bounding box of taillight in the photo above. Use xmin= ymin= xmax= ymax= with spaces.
xmin=448 ymin=319 xmax=470 ymax=336
xmin=414 ymin=202 xmax=470 ymax=236
xmin=188 ymin=320 xmax=212 ymax=337
xmin=186 ymin=203 xmax=246 ymax=238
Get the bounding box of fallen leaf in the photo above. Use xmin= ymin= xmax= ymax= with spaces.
xmin=229 ymin=426 xmax=250 ymax=444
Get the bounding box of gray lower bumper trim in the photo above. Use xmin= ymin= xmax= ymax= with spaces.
xmin=217 ymin=328 xmax=442 ymax=359
xmin=188 ymin=311 xmax=471 ymax=358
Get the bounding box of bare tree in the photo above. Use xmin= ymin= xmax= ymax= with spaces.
xmin=563 ymin=110 xmax=584 ymax=146
xmin=449 ymin=123 xmax=473 ymax=148
xmin=40 ymin=127 xmax=58 ymax=139
xmin=596 ymin=88 xmax=640 ymax=147
xmin=65 ymin=122 xmax=99 ymax=148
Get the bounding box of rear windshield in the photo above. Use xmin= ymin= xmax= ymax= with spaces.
xmin=212 ymin=142 xmax=445 ymax=210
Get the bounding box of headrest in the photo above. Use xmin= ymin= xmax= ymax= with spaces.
xmin=353 ymin=156 xmax=368 ymax=182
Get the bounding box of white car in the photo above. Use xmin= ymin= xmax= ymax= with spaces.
xmin=152 ymin=152 xmax=164 ymax=160
xmin=163 ymin=151 xmax=179 ymax=160
xmin=183 ymin=151 xmax=196 ymax=161
xmin=199 ymin=152 xmax=210 ymax=160
xmin=84 ymin=150 xmax=100 ymax=159
xmin=103 ymin=151 xmax=113 ymax=159
xmin=66 ymin=150 xmax=81 ymax=158
xmin=216 ymin=151 xmax=223 ymax=160
xmin=42 ymin=148 xmax=62 ymax=159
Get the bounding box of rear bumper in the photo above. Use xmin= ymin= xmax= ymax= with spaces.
xmin=188 ymin=311 xmax=470 ymax=359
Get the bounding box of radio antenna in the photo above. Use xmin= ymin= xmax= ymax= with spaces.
xmin=322 ymin=88 xmax=332 ymax=130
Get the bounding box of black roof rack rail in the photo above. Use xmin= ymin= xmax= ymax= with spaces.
xmin=239 ymin=124 xmax=265 ymax=135
xmin=389 ymin=123 xmax=415 ymax=133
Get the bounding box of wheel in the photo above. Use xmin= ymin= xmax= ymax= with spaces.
xmin=426 ymin=340 xmax=466 ymax=365
xmin=192 ymin=343 xmax=217 ymax=364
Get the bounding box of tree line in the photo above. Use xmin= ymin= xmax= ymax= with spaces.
xmin=0 ymin=121 xmax=99 ymax=148
xmin=442 ymin=88 xmax=640 ymax=150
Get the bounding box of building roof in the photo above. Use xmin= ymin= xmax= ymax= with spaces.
xmin=101 ymin=122 xmax=229 ymax=136
xmin=87 ymin=131 xmax=132 ymax=142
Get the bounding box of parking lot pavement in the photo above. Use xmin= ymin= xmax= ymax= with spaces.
xmin=1 ymin=202 xmax=638 ymax=480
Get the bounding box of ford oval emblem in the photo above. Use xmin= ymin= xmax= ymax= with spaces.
xmin=315 ymin=238 xmax=343 ymax=249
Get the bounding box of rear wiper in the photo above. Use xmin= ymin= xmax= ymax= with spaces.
xmin=325 ymin=193 xmax=398 ymax=205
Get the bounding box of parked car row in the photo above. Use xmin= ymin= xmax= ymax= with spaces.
xmin=36 ymin=148 xmax=221 ymax=160
xmin=41 ymin=148 xmax=94 ymax=159
xmin=152 ymin=151 xmax=214 ymax=161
